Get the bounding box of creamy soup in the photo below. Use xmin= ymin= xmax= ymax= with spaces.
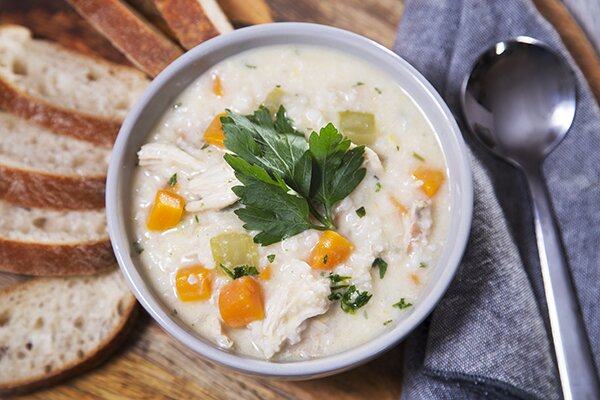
xmin=131 ymin=45 xmax=450 ymax=361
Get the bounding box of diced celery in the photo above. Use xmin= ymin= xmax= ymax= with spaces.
xmin=339 ymin=111 xmax=377 ymax=145
xmin=210 ymin=233 xmax=259 ymax=271
xmin=263 ymin=86 xmax=285 ymax=115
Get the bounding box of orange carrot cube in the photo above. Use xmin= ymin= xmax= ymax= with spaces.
xmin=309 ymin=230 xmax=354 ymax=270
xmin=175 ymin=265 xmax=212 ymax=302
xmin=203 ymin=113 xmax=227 ymax=148
xmin=218 ymin=276 xmax=265 ymax=328
xmin=412 ymin=166 xmax=445 ymax=198
xmin=147 ymin=190 xmax=185 ymax=231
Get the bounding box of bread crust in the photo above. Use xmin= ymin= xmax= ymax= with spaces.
xmin=0 ymin=165 xmax=105 ymax=210
xmin=67 ymin=0 xmax=183 ymax=77
xmin=0 ymin=275 xmax=138 ymax=395
xmin=0 ymin=238 xmax=115 ymax=276
xmin=0 ymin=78 xmax=118 ymax=148
xmin=155 ymin=0 xmax=221 ymax=49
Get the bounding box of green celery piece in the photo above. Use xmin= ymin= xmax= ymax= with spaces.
xmin=210 ymin=232 xmax=259 ymax=272
xmin=339 ymin=111 xmax=377 ymax=145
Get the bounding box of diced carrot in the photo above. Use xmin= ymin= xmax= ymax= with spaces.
xmin=412 ymin=166 xmax=445 ymax=198
xmin=203 ymin=113 xmax=227 ymax=148
xmin=309 ymin=230 xmax=354 ymax=270
xmin=147 ymin=189 xmax=185 ymax=231
xmin=175 ymin=265 xmax=212 ymax=302
xmin=218 ymin=276 xmax=264 ymax=328
xmin=212 ymin=74 xmax=224 ymax=97
xmin=390 ymin=196 xmax=408 ymax=215
xmin=410 ymin=273 xmax=421 ymax=285
xmin=258 ymin=265 xmax=271 ymax=281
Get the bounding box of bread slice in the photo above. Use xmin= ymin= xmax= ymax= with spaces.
xmin=67 ymin=0 xmax=183 ymax=77
xmin=0 ymin=111 xmax=109 ymax=210
xmin=0 ymin=268 xmax=137 ymax=395
xmin=0 ymin=200 xmax=114 ymax=276
xmin=0 ymin=25 xmax=149 ymax=148
xmin=154 ymin=0 xmax=233 ymax=50
xmin=216 ymin=0 xmax=272 ymax=26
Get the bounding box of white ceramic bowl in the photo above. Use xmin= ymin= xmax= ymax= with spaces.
xmin=106 ymin=22 xmax=473 ymax=379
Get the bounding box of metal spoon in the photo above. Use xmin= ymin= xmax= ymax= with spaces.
xmin=460 ymin=36 xmax=600 ymax=400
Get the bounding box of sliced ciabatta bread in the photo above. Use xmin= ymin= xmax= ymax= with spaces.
xmin=67 ymin=0 xmax=183 ymax=77
xmin=0 ymin=25 xmax=149 ymax=148
xmin=0 ymin=111 xmax=109 ymax=210
xmin=154 ymin=0 xmax=233 ymax=50
xmin=0 ymin=268 xmax=137 ymax=395
xmin=0 ymin=200 xmax=114 ymax=276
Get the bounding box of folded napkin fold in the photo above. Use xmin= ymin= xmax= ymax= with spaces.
xmin=394 ymin=0 xmax=600 ymax=398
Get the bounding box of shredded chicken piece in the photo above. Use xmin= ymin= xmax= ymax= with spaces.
xmin=363 ymin=146 xmax=384 ymax=175
xmin=404 ymin=199 xmax=433 ymax=259
xmin=250 ymin=260 xmax=331 ymax=359
xmin=138 ymin=142 xmax=239 ymax=211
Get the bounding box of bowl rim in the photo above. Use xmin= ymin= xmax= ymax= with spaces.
xmin=107 ymin=22 xmax=473 ymax=378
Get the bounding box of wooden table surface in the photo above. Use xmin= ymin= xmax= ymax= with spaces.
xmin=0 ymin=1 xmax=406 ymax=399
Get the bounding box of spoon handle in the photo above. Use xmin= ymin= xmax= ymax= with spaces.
xmin=525 ymin=166 xmax=600 ymax=400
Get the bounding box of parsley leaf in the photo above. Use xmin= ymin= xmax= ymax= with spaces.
xmin=168 ymin=173 xmax=177 ymax=187
xmin=327 ymin=274 xmax=371 ymax=314
xmin=222 ymin=106 xmax=311 ymax=198
xmin=224 ymin=155 xmax=314 ymax=245
xmin=309 ymin=123 xmax=366 ymax=226
xmin=393 ymin=298 xmax=413 ymax=309
xmin=341 ymin=285 xmax=372 ymax=314
xmin=372 ymin=257 xmax=388 ymax=279
xmin=220 ymin=264 xmax=259 ymax=279
xmin=267 ymin=254 xmax=276 ymax=263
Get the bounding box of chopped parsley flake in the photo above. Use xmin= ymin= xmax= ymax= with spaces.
xmin=220 ymin=264 xmax=259 ymax=279
xmin=194 ymin=215 xmax=200 ymax=223
xmin=356 ymin=206 xmax=366 ymax=218
xmin=413 ymin=152 xmax=425 ymax=162
xmin=245 ymin=63 xmax=257 ymax=69
xmin=132 ymin=240 xmax=144 ymax=254
xmin=396 ymin=145 xmax=400 ymax=151
xmin=328 ymin=274 xmax=372 ymax=314
xmin=354 ymin=81 xmax=364 ymax=87
xmin=375 ymin=182 xmax=382 ymax=192
xmin=419 ymin=262 xmax=428 ymax=269
xmin=323 ymin=254 xmax=328 ymax=265
xmin=372 ymin=257 xmax=388 ymax=279
xmin=267 ymin=254 xmax=276 ymax=263
xmin=201 ymin=143 xmax=210 ymax=150
xmin=393 ymin=298 xmax=413 ymax=310
xmin=384 ymin=319 xmax=393 ymax=326
xmin=168 ymin=173 xmax=177 ymax=187
xmin=375 ymin=87 xmax=382 ymax=94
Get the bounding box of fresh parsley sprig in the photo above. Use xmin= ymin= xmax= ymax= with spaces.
xmin=221 ymin=106 xmax=366 ymax=245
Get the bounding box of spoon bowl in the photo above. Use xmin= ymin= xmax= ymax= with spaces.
xmin=461 ymin=37 xmax=600 ymax=400
xmin=461 ymin=36 xmax=576 ymax=166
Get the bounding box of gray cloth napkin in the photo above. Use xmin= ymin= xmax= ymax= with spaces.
xmin=394 ymin=0 xmax=600 ymax=399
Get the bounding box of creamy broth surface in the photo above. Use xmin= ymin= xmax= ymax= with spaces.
xmin=132 ymin=45 xmax=450 ymax=360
